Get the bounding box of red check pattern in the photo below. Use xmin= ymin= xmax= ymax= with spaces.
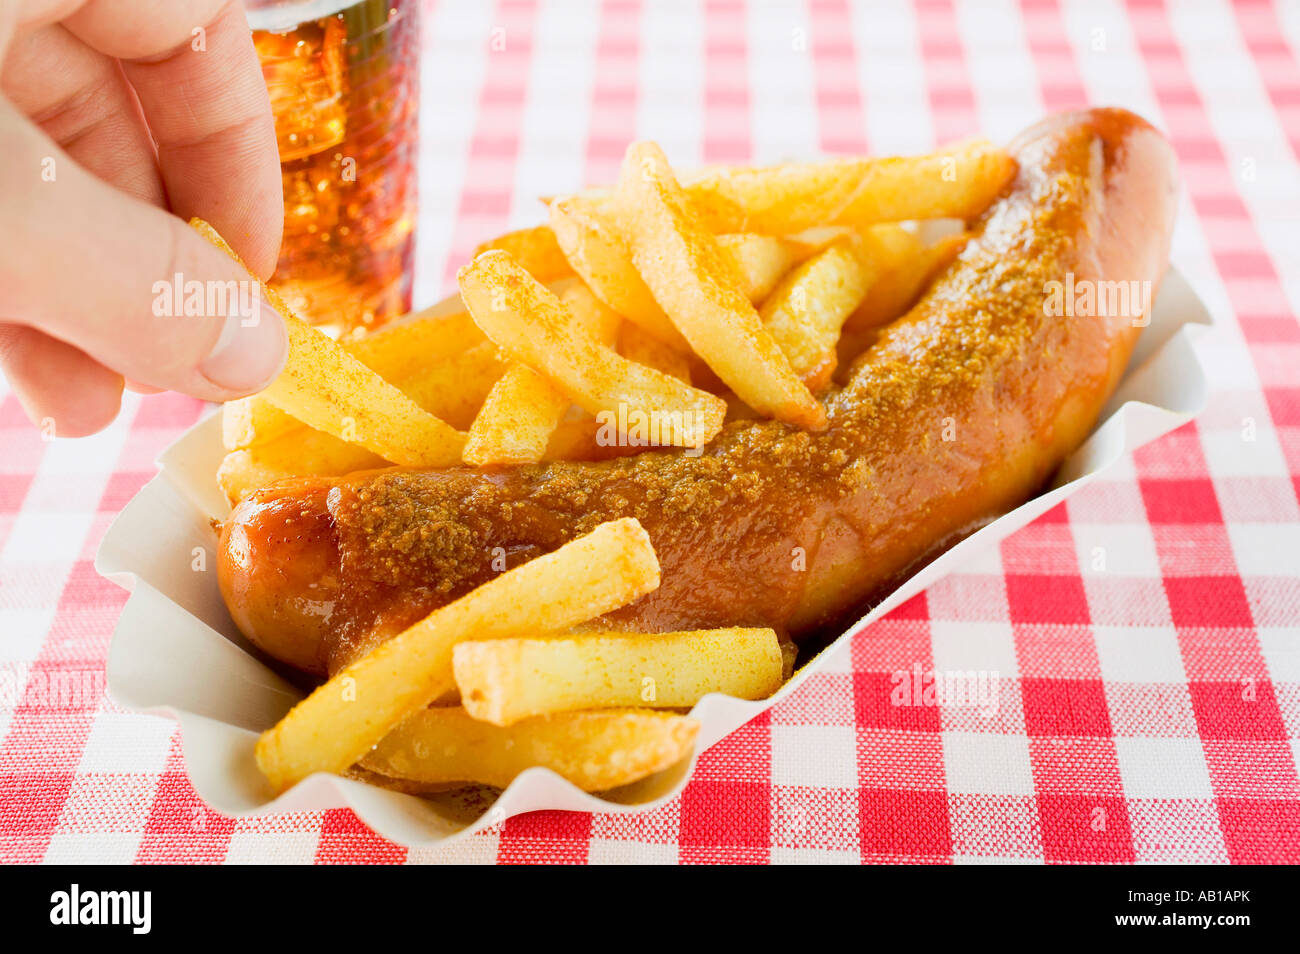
xmin=1 ymin=0 xmax=1298 ymax=864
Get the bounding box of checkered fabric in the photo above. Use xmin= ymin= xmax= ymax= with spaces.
xmin=1 ymin=0 xmax=1298 ymax=864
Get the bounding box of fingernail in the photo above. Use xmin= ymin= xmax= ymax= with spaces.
xmin=199 ymin=293 xmax=287 ymax=393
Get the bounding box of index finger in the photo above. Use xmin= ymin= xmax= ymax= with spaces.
xmin=64 ymin=0 xmax=283 ymax=278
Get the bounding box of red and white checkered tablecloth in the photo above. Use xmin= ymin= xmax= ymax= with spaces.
xmin=1 ymin=0 xmax=1298 ymax=865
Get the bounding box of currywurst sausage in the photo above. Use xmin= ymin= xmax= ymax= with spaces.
xmin=218 ymin=108 xmax=1178 ymax=677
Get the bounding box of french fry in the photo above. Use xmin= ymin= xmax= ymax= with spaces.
xmin=566 ymin=140 xmax=1014 ymax=234
xmin=347 ymin=309 xmax=487 ymax=380
xmin=760 ymin=224 xmax=919 ymax=390
xmin=560 ymin=281 xmax=623 ymax=346
xmin=835 ymin=233 xmax=970 ymax=383
xmin=614 ymin=142 xmax=826 ymax=430
xmin=618 ymin=322 xmax=692 ymax=383
xmin=474 ymin=224 xmax=573 ymax=283
xmin=218 ymin=341 xmax=508 ymax=503
xmin=360 ymin=707 xmax=699 ymax=792
xmin=397 ymin=340 xmax=511 ymax=430
xmin=254 ymin=518 xmax=661 ymax=792
xmin=716 ymin=233 xmax=815 ymax=304
xmin=454 ymin=628 xmax=783 ymax=725
xmin=221 ymin=396 xmax=298 ymax=452
xmin=221 ymin=310 xmax=486 ymax=451
xmin=191 ymin=219 xmax=467 ymax=468
xmin=218 ymin=435 xmax=386 ymax=503
xmin=459 ymin=251 xmax=727 ymax=448
xmin=259 ymin=318 xmax=467 ymax=468
xmin=681 ymin=138 xmax=1015 ymax=233
xmin=846 ymin=231 xmax=969 ymax=330
xmin=463 ymin=284 xmax=622 ymax=466
xmin=548 ymin=197 xmax=690 ymax=350
xmin=463 ymin=363 xmax=569 ymax=466
xmin=542 ymin=417 xmax=641 ymax=461
xmin=548 ymin=199 xmax=811 ymax=350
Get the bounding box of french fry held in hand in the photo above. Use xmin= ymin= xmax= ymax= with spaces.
xmin=458 ymin=250 xmax=727 ymax=449
xmin=454 ymin=628 xmax=783 ymax=726
xmin=360 ymin=707 xmax=699 ymax=792
xmin=222 ymin=310 xmax=487 ymax=451
xmin=760 ymin=224 xmax=919 ymax=391
xmin=614 ymin=142 xmax=826 ymax=430
xmin=254 ymin=518 xmax=661 ymax=793
xmin=218 ymin=340 xmax=506 ymax=502
xmin=191 ymin=219 xmax=466 ymax=468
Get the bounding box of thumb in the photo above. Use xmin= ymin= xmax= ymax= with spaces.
xmin=0 ymin=100 xmax=287 ymax=401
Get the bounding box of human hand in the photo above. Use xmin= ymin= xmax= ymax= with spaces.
xmin=0 ymin=0 xmax=287 ymax=436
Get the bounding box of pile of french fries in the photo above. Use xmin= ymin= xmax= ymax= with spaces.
xmin=200 ymin=135 xmax=1015 ymax=795
xmin=255 ymin=518 xmax=790 ymax=793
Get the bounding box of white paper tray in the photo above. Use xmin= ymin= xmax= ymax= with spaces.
xmin=95 ymin=268 xmax=1213 ymax=848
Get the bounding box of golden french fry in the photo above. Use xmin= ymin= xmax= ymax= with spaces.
xmin=548 ymin=197 xmax=690 ymax=350
xmin=474 ymin=224 xmax=574 ymax=283
xmin=454 ymin=628 xmax=783 ymax=726
xmin=614 ymin=142 xmax=825 ymax=430
xmin=191 ymin=219 xmax=466 ymax=468
xmin=549 ymin=201 xmax=814 ymax=350
xmin=463 ymin=284 xmax=621 ymax=466
xmin=360 ymin=707 xmax=699 ymax=792
xmin=463 ymin=363 xmax=569 ymax=466
xmin=682 ymin=138 xmax=1016 ymax=233
xmin=567 ymin=141 xmax=1014 ymax=234
xmin=835 ymin=233 xmax=970 ymax=383
xmin=221 ymin=397 xmax=298 ymax=452
xmin=846 ymin=231 xmax=969 ymax=330
xmin=618 ymin=322 xmax=692 ymax=384
xmin=560 ymin=282 xmax=623 ymax=346
xmin=542 ymin=417 xmax=641 ymax=461
xmin=219 ymin=341 xmax=509 ymax=502
xmin=221 ymin=309 xmax=487 ymax=451
xmin=459 ymin=251 xmax=727 ymax=448
xmin=217 ymin=436 xmax=385 ymax=504
xmin=716 ymin=233 xmax=815 ymax=304
xmin=760 ymin=224 xmax=919 ymax=390
xmin=255 ymin=518 xmax=661 ymax=792
xmin=260 ymin=318 xmax=467 ymax=468
xmin=396 ymin=340 xmax=511 ymax=430
xmin=345 ymin=309 xmax=487 ymax=382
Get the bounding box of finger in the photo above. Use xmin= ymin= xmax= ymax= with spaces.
xmin=65 ymin=0 xmax=283 ymax=278
xmin=125 ymin=380 xmax=165 ymax=395
xmin=1 ymin=23 xmax=165 ymax=206
xmin=0 ymin=99 xmax=287 ymax=400
xmin=0 ymin=324 xmax=124 ymax=438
